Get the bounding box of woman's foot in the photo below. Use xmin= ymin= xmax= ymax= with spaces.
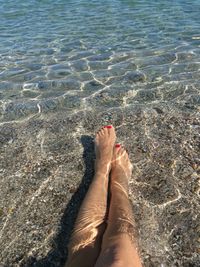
xmin=112 ymin=145 xmax=133 ymax=180
xmin=95 ymin=125 xmax=116 ymax=173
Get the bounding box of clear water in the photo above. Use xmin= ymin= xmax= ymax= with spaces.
xmin=0 ymin=0 xmax=200 ymax=122
xmin=0 ymin=1 xmax=200 ymax=266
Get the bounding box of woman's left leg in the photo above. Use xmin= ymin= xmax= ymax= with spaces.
xmin=65 ymin=126 xmax=116 ymax=267
xmin=94 ymin=145 xmax=142 ymax=267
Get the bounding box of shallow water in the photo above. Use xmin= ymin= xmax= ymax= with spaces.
xmin=0 ymin=0 xmax=200 ymax=120
xmin=0 ymin=1 xmax=199 ymax=266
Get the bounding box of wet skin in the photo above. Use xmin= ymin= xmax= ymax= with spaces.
xmin=65 ymin=126 xmax=142 ymax=267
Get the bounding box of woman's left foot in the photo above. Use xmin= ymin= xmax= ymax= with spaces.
xmin=95 ymin=125 xmax=116 ymax=172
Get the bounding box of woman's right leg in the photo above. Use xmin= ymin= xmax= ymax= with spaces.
xmin=66 ymin=126 xmax=116 ymax=267
xmin=95 ymin=145 xmax=142 ymax=267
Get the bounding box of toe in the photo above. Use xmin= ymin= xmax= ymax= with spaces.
xmin=115 ymin=143 xmax=121 ymax=149
xmin=105 ymin=125 xmax=113 ymax=129
xmin=125 ymin=149 xmax=129 ymax=158
xmin=100 ymin=127 xmax=107 ymax=135
xmin=96 ymin=127 xmax=102 ymax=135
xmin=109 ymin=126 xmax=116 ymax=136
xmin=120 ymin=146 xmax=126 ymax=154
xmin=105 ymin=125 xmax=115 ymax=135
xmin=95 ymin=131 xmax=100 ymax=140
xmin=96 ymin=127 xmax=105 ymax=137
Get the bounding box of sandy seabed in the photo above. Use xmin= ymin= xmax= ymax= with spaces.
xmin=0 ymin=98 xmax=199 ymax=267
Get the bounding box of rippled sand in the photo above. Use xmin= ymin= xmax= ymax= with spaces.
xmin=0 ymin=0 xmax=200 ymax=266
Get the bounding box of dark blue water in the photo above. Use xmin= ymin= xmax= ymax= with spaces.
xmin=0 ymin=0 xmax=200 ymax=122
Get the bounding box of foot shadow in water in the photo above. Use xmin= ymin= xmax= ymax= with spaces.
xmin=24 ymin=135 xmax=95 ymax=267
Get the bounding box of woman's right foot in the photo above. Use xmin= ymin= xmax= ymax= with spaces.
xmin=111 ymin=144 xmax=132 ymax=181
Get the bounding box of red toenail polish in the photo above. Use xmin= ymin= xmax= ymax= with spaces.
xmin=116 ymin=144 xmax=121 ymax=148
xmin=106 ymin=125 xmax=112 ymax=128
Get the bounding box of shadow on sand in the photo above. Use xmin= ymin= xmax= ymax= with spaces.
xmin=23 ymin=135 xmax=95 ymax=267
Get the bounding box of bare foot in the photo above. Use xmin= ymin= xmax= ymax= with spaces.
xmin=111 ymin=145 xmax=133 ymax=180
xmin=95 ymin=125 xmax=116 ymax=172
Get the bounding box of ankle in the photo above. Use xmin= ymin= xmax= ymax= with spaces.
xmin=95 ymin=165 xmax=110 ymax=177
xmin=111 ymin=169 xmax=129 ymax=192
xmin=95 ymin=161 xmax=111 ymax=175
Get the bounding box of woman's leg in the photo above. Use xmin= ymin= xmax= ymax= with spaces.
xmin=65 ymin=126 xmax=116 ymax=267
xmin=95 ymin=145 xmax=142 ymax=267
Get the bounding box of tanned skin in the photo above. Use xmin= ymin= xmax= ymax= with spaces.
xmin=66 ymin=126 xmax=142 ymax=267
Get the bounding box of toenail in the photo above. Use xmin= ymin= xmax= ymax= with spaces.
xmin=115 ymin=144 xmax=121 ymax=148
xmin=106 ymin=125 xmax=112 ymax=128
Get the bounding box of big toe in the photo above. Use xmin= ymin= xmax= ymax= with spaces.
xmin=108 ymin=125 xmax=116 ymax=137
xmin=112 ymin=144 xmax=130 ymax=163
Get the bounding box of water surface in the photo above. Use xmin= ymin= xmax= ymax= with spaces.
xmin=0 ymin=1 xmax=199 ymax=266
